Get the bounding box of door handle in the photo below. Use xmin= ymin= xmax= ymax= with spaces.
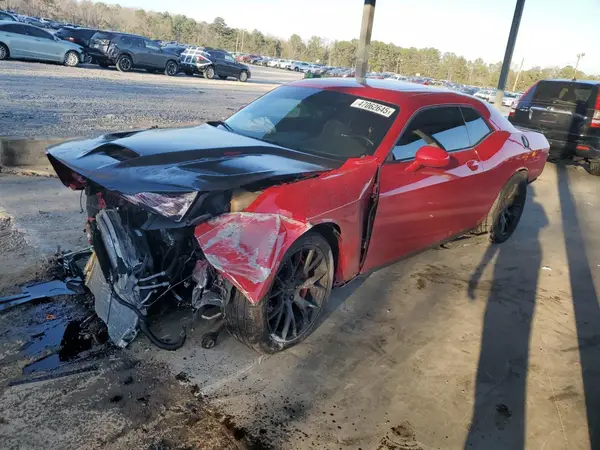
xmin=467 ymin=160 xmax=479 ymax=171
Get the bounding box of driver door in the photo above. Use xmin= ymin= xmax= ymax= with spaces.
xmin=362 ymin=106 xmax=486 ymax=272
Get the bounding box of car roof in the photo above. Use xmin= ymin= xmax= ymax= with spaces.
xmin=541 ymin=78 xmax=600 ymax=86
xmin=288 ymin=77 xmax=489 ymax=110
xmin=291 ymin=77 xmax=449 ymax=94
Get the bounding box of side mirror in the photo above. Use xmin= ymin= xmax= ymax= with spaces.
xmin=407 ymin=145 xmax=450 ymax=172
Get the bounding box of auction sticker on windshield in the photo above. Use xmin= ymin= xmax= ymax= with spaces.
xmin=350 ymin=99 xmax=396 ymax=118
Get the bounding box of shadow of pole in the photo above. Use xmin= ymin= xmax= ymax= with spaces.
xmin=556 ymin=165 xmax=600 ymax=448
xmin=464 ymin=187 xmax=547 ymax=449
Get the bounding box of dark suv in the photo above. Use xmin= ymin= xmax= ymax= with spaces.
xmin=55 ymin=27 xmax=105 ymax=65
xmin=89 ymin=31 xmax=180 ymax=76
xmin=180 ymin=47 xmax=250 ymax=82
xmin=509 ymin=79 xmax=600 ymax=175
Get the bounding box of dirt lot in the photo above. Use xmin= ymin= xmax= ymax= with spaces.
xmin=1 ymin=161 xmax=599 ymax=449
xmin=0 ymin=59 xmax=597 ymax=449
xmin=0 ymin=61 xmax=302 ymax=138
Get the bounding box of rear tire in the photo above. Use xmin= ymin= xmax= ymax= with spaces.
xmin=589 ymin=160 xmax=600 ymax=176
xmin=83 ymin=54 xmax=93 ymax=64
xmin=164 ymin=60 xmax=178 ymax=76
xmin=64 ymin=51 xmax=80 ymax=67
xmin=225 ymin=232 xmax=334 ymax=354
xmin=475 ymin=172 xmax=528 ymax=243
xmin=0 ymin=43 xmax=8 ymax=60
xmin=116 ymin=55 xmax=132 ymax=72
xmin=204 ymin=65 xmax=216 ymax=79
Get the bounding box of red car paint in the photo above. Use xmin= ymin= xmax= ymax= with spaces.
xmin=195 ymin=79 xmax=549 ymax=304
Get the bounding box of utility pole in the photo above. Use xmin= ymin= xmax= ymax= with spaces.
xmin=512 ymin=57 xmax=524 ymax=91
xmin=355 ymin=0 xmax=376 ymax=81
xmin=240 ymin=30 xmax=245 ymax=53
xmin=494 ymin=0 xmax=526 ymax=107
xmin=395 ymin=56 xmax=402 ymax=74
xmin=573 ymin=53 xmax=585 ymax=79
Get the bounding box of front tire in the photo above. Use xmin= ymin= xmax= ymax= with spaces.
xmin=476 ymin=172 xmax=527 ymax=243
xmin=204 ymin=65 xmax=216 ymax=79
xmin=64 ymin=51 xmax=80 ymax=67
xmin=0 ymin=43 xmax=8 ymax=60
xmin=116 ymin=54 xmax=132 ymax=72
xmin=225 ymin=232 xmax=334 ymax=354
xmin=164 ymin=60 xmax=178 ymax=76
xmin=238 ymin=70 xmax=248 ymax=82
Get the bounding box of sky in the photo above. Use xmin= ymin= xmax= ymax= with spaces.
xmin=99 ymin=0 xmax=600 ymax=74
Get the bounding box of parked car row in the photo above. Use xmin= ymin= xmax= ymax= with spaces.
xmin=0 ymin=17 xmax=251 ymax=81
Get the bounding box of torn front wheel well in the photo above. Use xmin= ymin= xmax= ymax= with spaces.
xmin=309 ymin=222 xmax=341 ymax=284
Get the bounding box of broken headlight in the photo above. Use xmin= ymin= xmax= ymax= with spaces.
xmin=122 ymin=192 xmax=198 ymax=222
xmin=230 ymin=189 xmax=263 ymax=212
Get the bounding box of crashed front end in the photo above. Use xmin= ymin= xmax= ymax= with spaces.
xmin=45 ymin=126 xmax=342 ymax=349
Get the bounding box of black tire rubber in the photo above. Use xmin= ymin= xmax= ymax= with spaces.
xmin=225 ymin=232 xmax=334 ymax=354
xmin=219 ymin=75 xmax=228 ymax=80
xmin=0 ymin=43 xmax=8 ymax=60
xmin=204 ymin=65 xmax=216 ymax=79
xmin=294 ymin=67 xmax=299 ymax=72
xmin=589 ymin=160 xmax=600 ymax=176
xmin=116 ymin=55 xmax=133 ymax=72
xmin=83 ymin=54 xmax=93 ymax=64
xmin=238 ymin=70 xmax=248 ymax=82
xmin=64 ymin=51 xmax=80 ymax=67
xmin=164 ymin=60 xmax=178 ymax=76
xmin=475 ymin=171 xmax=528 ymax=243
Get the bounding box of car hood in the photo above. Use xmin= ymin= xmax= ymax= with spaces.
xmin=46 ymin=124 xmax=344 ymax=194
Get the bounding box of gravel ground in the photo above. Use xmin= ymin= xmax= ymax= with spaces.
xmin=2 ymin=163 xmax=600 ymax=449
xmin=0 ymin=61 xmax=302 ymax=138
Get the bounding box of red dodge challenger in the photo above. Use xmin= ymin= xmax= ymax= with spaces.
xmin=47 ymin=78 xmax=549 ymax=353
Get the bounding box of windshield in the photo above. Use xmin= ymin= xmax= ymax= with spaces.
xmin=224 ymin=86 xmax=398 ymax=158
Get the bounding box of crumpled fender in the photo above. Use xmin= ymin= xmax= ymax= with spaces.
xmin=194 ymin=212 xmax=312 ymax=304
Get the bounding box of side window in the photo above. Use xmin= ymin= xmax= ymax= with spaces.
xmin=391 ymin=107 xmax=470 ymax=161
xmin=130 ymin=37 xmax=145 ymax=48
xmin=118 ymin=36 xmax=132 ymax=46
xmin=144 ymin=40 xmax=161 ymax=51
xmin=2 ymin=24 xmax=26 ymax=34
xmin=225 ymin=55 xmax=235 ymax=63
xmin=27 ymin=27 xmax=53 ymax=40
xmin=461 ymin=108 xmax=492 ymax=146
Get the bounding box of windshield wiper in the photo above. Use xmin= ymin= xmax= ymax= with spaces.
xmin=212 ymin=120 xmax=236 ymax=133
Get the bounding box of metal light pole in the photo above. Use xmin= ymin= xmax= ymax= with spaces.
xmin=512 ymin=57 xmax=524 ymax=91
xmin=494 ymin=0 xmax=526 ymax=106
xmin=355 ymin=0 xmax=376 ymax=81
xmin=573 ymin=53 xmax=585 ymax=79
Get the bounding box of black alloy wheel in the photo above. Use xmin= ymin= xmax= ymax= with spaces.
xmin=165 ymin=60 xmax=178 ymax=76
xmin=225 ymin=232 xmax=333 ymax=353
xmin=266 ymin=244 xmax=329 ymax=344
xmin=116 ymin=55 xmax=132 ymax=72
xmin=489 ymin=175 xmax=527 ymax=243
